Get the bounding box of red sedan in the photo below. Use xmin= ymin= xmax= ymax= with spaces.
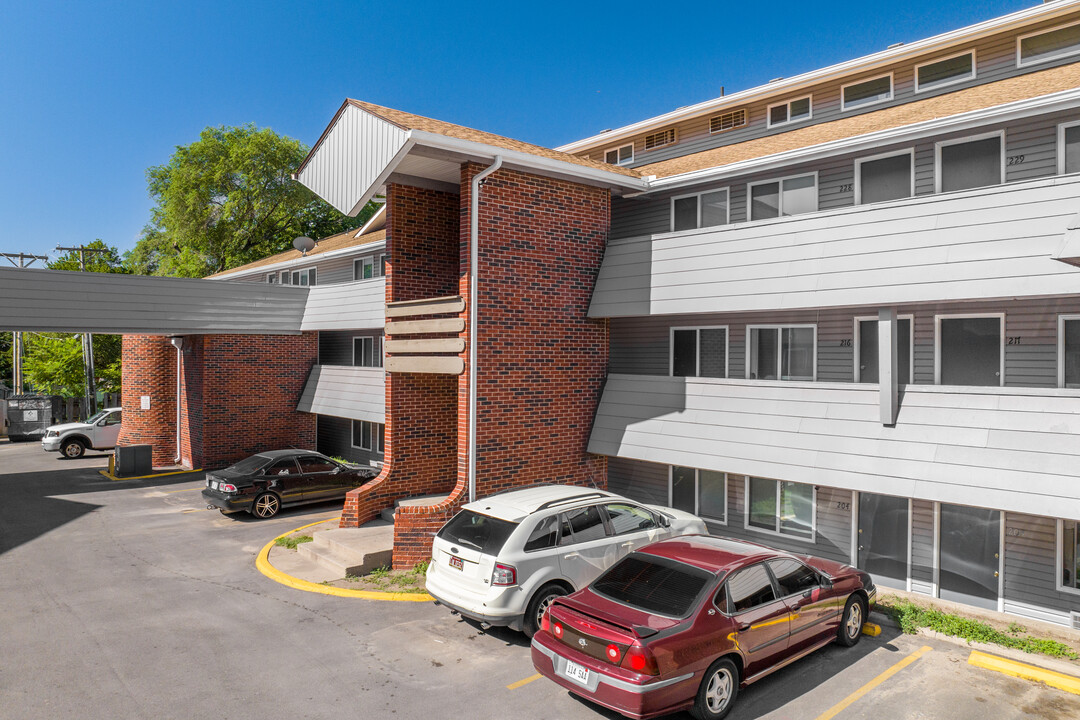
xmin=531 ymin=535 xmax=876 ymax=720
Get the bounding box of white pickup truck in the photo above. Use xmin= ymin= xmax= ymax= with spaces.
xmin=41 ymin=407 xmax=123 ymax=458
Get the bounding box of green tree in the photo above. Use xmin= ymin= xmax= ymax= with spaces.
xmin=126 ymin=124 xmax=373 ymax=278
xmin=20 ymin=241 xmax=126 ymax=396
xmin=0 ymin=332 xmax=12 ymax=394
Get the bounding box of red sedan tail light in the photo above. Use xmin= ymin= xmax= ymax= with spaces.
xmin=622 ymin=645 xmax=659 ymax=676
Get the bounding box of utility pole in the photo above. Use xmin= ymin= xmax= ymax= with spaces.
xmin=0 ymin=252 xmax=49 ymax=394
xmin=55 ymin=245 xmax=109 ymax=419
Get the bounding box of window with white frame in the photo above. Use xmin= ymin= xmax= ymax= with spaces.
xmin=915 ymin=51 xmax=975 ymax=92
xmin=855 ymin=150 xmax=913 ymax=204
xmin=1059 ymin=315 xmax=1080 ymax=388
xmin=671 ymin=189 xmax=729 ymax=232
xmin=1060 ymin=520 xmax=1080 ymax=593
xmin=354 ymin=256 xmax=381 ymax=280
xmin=749 ymin=173 xmax=817 ymax=220
xmin=352 ymin=420 xmax=385 ymax=453
xmin=936 ymin=314 xmax=1003 ymax=386
xmin=936 ymin=133 xmax=1003 ymax=193
xmin=767 ymin=96 xmax=812 ymax=128
xmin=671 ymin=327 xmax=727 ymax=378
xmin=266 ymin=273 xmax=278 ymax=284
xmin=746 ymin=477 xmax=814 ymax=539
xmin=1018 ymin=20 xmax=1080 ymax=68
xmin=281 ymin=267 xmax=316 ymax=286
xmin=605 ymin=144 xmax=634 ymax=166
xmin=855 ymin=316 xmax=912 ymax=385
xmin=747 ymin=325 xmax=816 ymax=381
xmin=379 ymin=254 xmax=387 ymax=276
xmin=670 ymin=466 xmax=726 ymax=522
xmin=352 ymin=336 xmax=382 ymax=368
xmin=842 ymin=74 xmax=893 ymax=111
xmin=1059 ymin=121 xmax=1080 ymax=175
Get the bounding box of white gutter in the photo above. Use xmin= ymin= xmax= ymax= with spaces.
xmin=645 ymin=85 xmax=1080 ymax=193
xmin=468 ymin=155 xmax=503 ymax=504
xmin=169 ymin=337 xmax=184 ymax=465
xmin=557 ymin=0 xmax=1080 ymax=154
xmin=209 ymin=239 xmax=387 ymax=281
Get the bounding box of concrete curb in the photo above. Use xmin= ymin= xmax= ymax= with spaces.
xmin=99 ymin=468 xmax=203 ymax=482
xmin=969 ymin=649 xmax=1080 ymax=695
xmin=256 ymin=517 xmax=434 ymax=602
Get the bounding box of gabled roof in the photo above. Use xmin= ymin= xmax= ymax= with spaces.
xmin=205 ymin=226 xmax=384 ymax=279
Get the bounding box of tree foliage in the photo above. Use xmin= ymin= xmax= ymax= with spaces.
xmin=126 ymin=124 xmax=367 ymax=278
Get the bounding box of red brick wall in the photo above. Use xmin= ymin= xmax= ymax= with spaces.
xmin=119 ymin=336 xmax=180 ymax=466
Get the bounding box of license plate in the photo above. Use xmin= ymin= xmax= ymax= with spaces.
xmin=564 ymin=659 xmax=590 ymax=686
xmin=449 ymin=556 xmax=463 ymax=571
xmin=211 ymin=480 xmax=219 ymax=490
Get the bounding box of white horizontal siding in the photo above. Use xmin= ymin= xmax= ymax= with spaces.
xmin=591 ymin=175 xmax=1080 ymax=317
xmin=296 ymin=365 xmax=385 ymax=422
xmin=589 ymin=373 xmax=1080 ymax=520
xmin=301 ymin=278 xmax=385 ymax=331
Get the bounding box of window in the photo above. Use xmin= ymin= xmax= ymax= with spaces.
xmin=523 ymin=516 xmax=559 ymax=552
xmin=1058 ymin=121 xmax=1080 ymax=175
xmin=915 ymin=51 xmax=975 ymax=92
xmin=605 ymin=144 xmax=634 ymax=166
xmin=103 ymin=411 xmax=122 ymax=427
xmin=727 ymin=564 xmax=777 ymax=612
xmin=669 ymin=466 xmax=727 ymax=523
xmin=603 ymin=503 xmax=659 ymax=535
xmin=558 ymin=506 xmax=608 ymax=545
xmin=437 ymin=510 xmax=518 ymax=556
xmin=670 ymin=327 xmax=727 ymax=378
xmin=593 ymin=555 xmax=711 ymax=617
xmin=267 ymin=459 xmax=300 ymax=476
xmin=282 ymin=267 xmax=316 ymax=286
xmin=1059 ymin=520 xmax=1080 ymax=594
xmin=1058 ymin=315 xmax=1080 ymax=388
xmin=746 ymin=477 xmax=815 ymax=540
xmin=1018 ymin=20 xmax=1080 ymax=68
xmin=354 ymin=256 xmax=379 ymax=280
xmin=671 ymin=189 xmax=729 ymax=232
xmin=351 ymin=420 xmax=385 ymax=453
xmin=842 ymin=74 xmax=893 ymax=111
xmin=767 ymin=558 xmax=820 ymax=596
xmin=855 ymin=316 xmax=913 ymax=384
xmin=855 ymin=150 xmax=914 ymax=204
xmin=379 ymin=254 xmax=387 ymax=276
xmin=644 ymin=128 xmax=676 ymax=150
xmin=352 ymin=336 xmax=382 ymax=368
xmin=767 ymin=96 xmax=812 ymax=128
xmin=747 ymin=325 xmax=816 ymax=381
xmin=710 ymin=108 xmax=747 ymax=134
xmin=935 ymin=132 xmax=1003 ymax=193
xmin=298 ymin=456 xmax=336 ymax=473
xmin=935 ymin=314 xmax=1003 ymax=386
xmin=266 ymin=273 xmax=278 ymax=284
xmin=748 ymin=173 xmax=817 ymax=220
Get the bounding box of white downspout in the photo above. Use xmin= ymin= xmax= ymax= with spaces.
xmin=468 ymin=156 xmax=503 ymax=503
xmin=169 ymin=337 xmax=184 ymax=465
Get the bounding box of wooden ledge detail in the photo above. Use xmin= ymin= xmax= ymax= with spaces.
xmin=385 ymin=318 xmax=465 ymax=335
xmin=385 ymin=338 xmax=465 ymax=354
xmin=385 ymin=295 xmax=464 ymax=318
xmin=385 ymin=356 xmax=465 ymax=375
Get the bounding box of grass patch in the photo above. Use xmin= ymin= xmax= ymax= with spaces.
xmin=881 ymin=599 xmax=1078 ymax=660
xmin=274 ymin=535 xmax=313 ymax=550
xmin=327 ymin=563 xmax=429 ymax=594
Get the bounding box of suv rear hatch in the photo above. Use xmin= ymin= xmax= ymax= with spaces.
xmin=431 ymin=509 xmax=518 ymax=594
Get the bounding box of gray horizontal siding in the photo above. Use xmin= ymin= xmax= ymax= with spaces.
xmin=296 ymin=365 xmax=385 ymax=422
xmin=301 ymin=278 xmax=385 ymax=331
xmin=1003 ymin=512 xmax=1080 ymax=623
xmin=317 ymin=415 xmax=382 ymax=467
xmin=589 ymin=9 xmax=1080 ymax=172
xmin=0 ymin=267 xmax=308 ymax=335
xmin=590 ymin=374 xmax=1080 ymax=520
xmin=911 ymin=500 xmax=935 ymax=589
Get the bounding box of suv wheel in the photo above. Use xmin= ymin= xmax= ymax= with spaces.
xmin=523 ymin=583 xmax=567 ymax=638
xmin=61 ymin=438 xmax=86 ymax=459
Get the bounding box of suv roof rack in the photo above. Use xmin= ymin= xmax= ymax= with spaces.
xmin=487 ymin=482 xmax=557 ymax=498
xmin=535 ymin=492 xmax=609 ymax=512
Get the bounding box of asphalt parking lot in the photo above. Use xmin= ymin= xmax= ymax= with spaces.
xmin=2 ymin=439 xmax=1079 ymax=720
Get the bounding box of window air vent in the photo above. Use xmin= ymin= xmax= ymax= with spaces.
xmin=1072 ymin=612 xmax=1080 ymax=631
xmin=644 ymin=128 xmax=677 ymax=150
xmin=710 ymin=108 xmax=747 ymax=134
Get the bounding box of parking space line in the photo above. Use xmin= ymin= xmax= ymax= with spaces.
xmin=815 ymin=645 xmax=932 ymax=720
xmin=507 ymin=673 xmax=542 ymax=690
xmin=968 ymin=650 xmax=1080 ymax=696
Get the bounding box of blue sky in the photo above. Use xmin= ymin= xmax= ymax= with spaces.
xmin=0 ymin=0 xmax=1030 ymax=260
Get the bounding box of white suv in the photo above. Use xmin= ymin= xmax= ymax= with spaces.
xmin=41 ymin=407 xmax=123 ymax=458
xmin=425 ymin=485 xmax=707 ymax=637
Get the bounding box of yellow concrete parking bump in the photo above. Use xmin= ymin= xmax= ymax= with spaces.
xmin=255 ymin=517 xmax=434 ymax=602
xmin=506 ymin=673 xmax=542 ymax=690
xmin=968 ymin=650 xmax=1080 ymax=696
xmin=99 ymin=468 xmax=203 ymax=482
xmin=862 ymin=622 xmax=882 ymax=637
xmin=815 ymin=645 xmax=932 ymax=720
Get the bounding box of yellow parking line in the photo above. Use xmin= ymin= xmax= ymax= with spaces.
xmin=507 ymin=673 xmax=542 ymax=690
xmin=100 ymin=468 xmax=203 ymax=482
xmin=968 ymin=650 xmax=1080 ymax=696
xmin=815 ymin=645 xmax=932 ymax=720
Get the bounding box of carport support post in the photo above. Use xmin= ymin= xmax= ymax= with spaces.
xmin=879 ymin=307 xmax=899 ymax=426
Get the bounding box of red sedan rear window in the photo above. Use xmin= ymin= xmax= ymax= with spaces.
xmin=592 ymin=555 xmax=712 ymax=617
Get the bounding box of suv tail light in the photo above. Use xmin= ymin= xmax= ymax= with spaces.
xmin=622 ymin=645 xmax=659 ymax=676
xmin=491 ymin=563 xmax=516 ymax=586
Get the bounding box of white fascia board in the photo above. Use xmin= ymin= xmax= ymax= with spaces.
xmin=209 ymin=239 xmax=387 ymax=281
xmin=408 ymin=130 xmax=648 ymax=192
xmin=647 ymin=86 xmax=1080 ymax=193
xmin=356 ymin=204 xmax=387 ymax=237
xmin=347 ymin=137 xmax=417 ymax=216
xmin=557 ymin=0 xmax=1080 ymax=153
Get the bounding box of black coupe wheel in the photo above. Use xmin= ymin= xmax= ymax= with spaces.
xmin=691 ymin=657 xmax=738 ymax=720
xmin=251 ymin=493 xmax=280 ymax=519
xmin=523 ymin=583 xmax=567 ymax=638
xmin=61 ymin=439 xmax=85 ymax=459
xmin=836 ymin=596 xmax=865 ymax=647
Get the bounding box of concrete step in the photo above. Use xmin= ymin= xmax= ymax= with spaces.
xmin=380 ymin=493 xmax=453 ymax=523
xmin=298 ymin=520 xmax=394 ymax=578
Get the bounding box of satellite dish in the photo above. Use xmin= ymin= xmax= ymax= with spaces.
xmin=292 ymin=236 xmax=316 ymax=256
